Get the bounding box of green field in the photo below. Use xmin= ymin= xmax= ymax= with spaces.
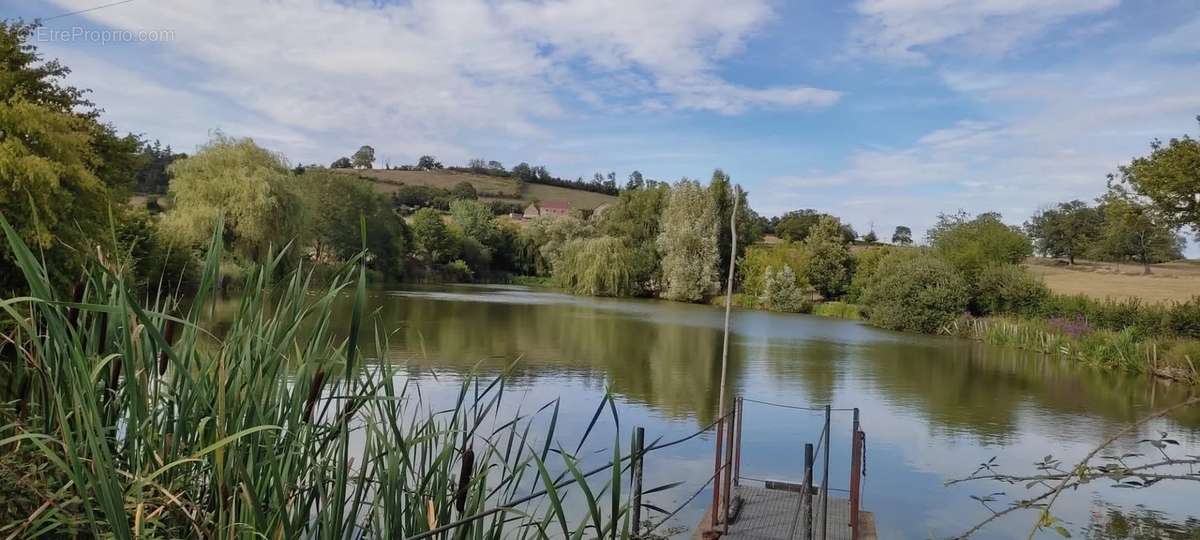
xmin=341 ymin=169 xmax=617 ymax=210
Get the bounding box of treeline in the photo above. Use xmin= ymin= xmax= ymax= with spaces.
xmin=1026 ymin=193 xmax=1184 ymax=271
xmin=323 ymin=147 xmax=632 ymax=196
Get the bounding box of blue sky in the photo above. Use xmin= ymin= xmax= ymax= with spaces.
xmin=7 ymin=0 xmax=1200 ymax=249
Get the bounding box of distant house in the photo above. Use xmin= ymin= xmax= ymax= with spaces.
xmin=523 ymin=201 xmax=571 ymax=219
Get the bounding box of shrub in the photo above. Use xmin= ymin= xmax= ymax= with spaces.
xmin=812 ymin=302 xmax=863 ymax=320
xmin=862 ymin=254 xmax=970 ymax=333
xmin=846 ymin=246 xmax=907 ymax=302
xmin=1167 ymin=297 xmax=1200 ymax=339
xmin=760 ymin=265 xmax=812 ymax=313
xmin=801 ymin=216 xmax=851 ymax=299
xmin=739 ymin=243 xmax=808 ymax=298
xmin=971 ymin=264 xmax=1050 ymax=316
xmin=928 ymin=211 xmax=1032 ymax=277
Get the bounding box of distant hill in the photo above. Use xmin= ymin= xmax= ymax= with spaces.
xmin=339 ymin=169 xmax=617 ymax=211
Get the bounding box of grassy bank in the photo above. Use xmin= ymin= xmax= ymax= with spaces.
xmin=0 ymin=219 xmax=634 ymax=538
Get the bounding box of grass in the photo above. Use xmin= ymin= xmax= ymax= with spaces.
xmin=811 ymin=302 xmax=863 ymax=320
xmin=942 ymin=316 xmax=1200 ymax=382
xmin=0 ymin=215 xmax=643 ymax=538
xmin=1025 ymin=257 xmax=1200 ymax=305
xmin=342 ymin=169 xmax=618 ymax=211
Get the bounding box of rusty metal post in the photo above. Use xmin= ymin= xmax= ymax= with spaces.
xmin=820 ymin=405 xmax=831 ymax=540
xmin=631 ymin=427 xmax=645 ymax=539
xmin=733 ymin=397 xmax=744 ymax=487
xmin=803 ymin=443 xmax=814 ymax=540
xmin=849 ymin=408 xmax=862 ymax=539
xmin=722 ymin=407 xmax=736 ymax=533
xmin=709 ymin=414 xmax=725 ymax=533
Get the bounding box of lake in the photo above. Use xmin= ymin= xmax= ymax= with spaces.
xmin=223 ymin=283 xmax=1200 ymax=539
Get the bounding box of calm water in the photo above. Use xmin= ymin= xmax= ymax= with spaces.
xmin=223 ymin=284 xmax=1200 ymax=538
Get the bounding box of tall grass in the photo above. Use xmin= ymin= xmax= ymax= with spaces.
xmin=0 ymin=216 xmax=640 ymax=539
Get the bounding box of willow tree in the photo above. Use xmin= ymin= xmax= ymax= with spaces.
xmin=657 ymin=179 xmax=718 ymax=302
xmin=161 ymin=134 xmax=304 ymax=261
xmin=553 ymin=236 xmax=642 ymax=296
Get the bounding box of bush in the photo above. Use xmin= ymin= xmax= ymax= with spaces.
xmin=760 ymin=265 xmax=812 ymax=313
xmin=812 ymin=302 xmax=863 ymax=320
xmin=971 ymin=264 xmax=1050 ymax=316
xmin=1167 ymin=297 xmax=1200 ymax=339
xmin=1038 ymin=295 xmax=1170 ymax=340
xmin=862 ymin=254 xmax=970 ymax=333
xmin=739 ymin=243 xmax=808 ymax=298
xmin=846 ymin=247 xmax=907 ymax=302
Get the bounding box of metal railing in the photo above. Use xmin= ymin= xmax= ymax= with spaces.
xmin=405 ymin=408 xmax=735 ymax=540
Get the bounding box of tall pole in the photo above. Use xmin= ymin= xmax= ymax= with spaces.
xmin=820 ymin=405 xmax=831 ymax=540
xmin=631 ymin=427 xmax=645 ymax=539
xmin=717 ymin=185 xmax=739 ymax=419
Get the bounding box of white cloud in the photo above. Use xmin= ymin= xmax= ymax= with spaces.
xmin=43 ymin=0 xmax=839 ymax=162
xmin=850 ymin=0 xmax=1119 ymax=63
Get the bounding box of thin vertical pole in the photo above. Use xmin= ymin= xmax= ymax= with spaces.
xmin=631 ymin=427 xmax=645 ymax=539
xmin=820 ymin=405 xmax=831 ymax=540
xmin=733 ymin=397 xmax=744 ymax=487
xmin=803 ymin=443 xmax=814 ymax=540
xmin=722 ymin=409 xmax=736 ymax=533
xmin=710 ymin=416 xmax=725 ymax=532
xmin=849 ymin=409 xmax=862 ymax=539
xmin=716 ymin=185 xmax=739 ymax=420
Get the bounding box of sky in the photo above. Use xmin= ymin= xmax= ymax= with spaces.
xmin=6 ymin=0 xmax=1200 ymax=251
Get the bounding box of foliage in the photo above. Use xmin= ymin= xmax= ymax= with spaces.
xmin=1095 ymin=191 xmax=1184 ymax=272
xmin=132 ymin=139 xmax=187 ymax=194
xmin=928 ymin=211 xmax=1032 ymax=277
xmin=293 ymin=170 xmax=409 ymax=277
xmin=739 ymin=243 xmax=809 ymax=299
xmin=351 ymin=145 xmax=375 ymax=169
xmin=846 ymin=246 xmax=917 ymax=303
xmin=657 ymin=180 xmax=719 ymax=302
xmin=760 ymin=264 xmax=812 ymax=313
xmin=1025 ymin=200 xmax=1103 ymax=264
xmin=161 ymin=133 xmax=304 ymax=261
xmin=708 ymin=170 xmax=764 ymax=276
xmin=891 ymin=225 xmax=913 ymax=245
xmin=862 ymin=253 xmax=970 ymax=333
xmin=450 ymin=180 xmax=478 ymax=200
xmin=114 ymin=210 xmax=200 ymax=291
xmin=1117 ymin=118 xmax=1200 ymax=236
xmin=774 ymin=209 xmax=855 ymax=243
xmin=812 ymin=302 xmax=863 ymax=320
xmin=0 ymin=222 xmax=642 ymax=539
xmin=801 ymin=215 xmax=852 ymax=299
xmin=330 ymin=156 xmax=352 ymax=168
xmin=861 ymin=230 xmax=878 ymax=244
xmin=449 ymin=199 xmax=497 ymax=245
xmin=971 ymin=264 xmax=1050 ymax=316
xmin=599 ymin=183 xmax=670 ymax=244
xmin=553 ymin=236 xmax=645 ymax=296
xmin=0 ymin=21 xmax=142 ymax=293
xmin=416 ymin=154 xmax=443 ymax=170
xmin=518 ymin=216 xmax=594 ymax=276
xmin=410 ymin=208 xmax=457 ymax=266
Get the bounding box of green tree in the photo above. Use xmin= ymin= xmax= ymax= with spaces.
xmin=449 ymin=199 xmax=496 ymax=246
xmin=450 ymin=181 xmax=478 ymax=200
xmin=1097 ymin=192 xmax=1184 ymax=273
xmin=330 ymin=156 xmax=352 ymax=168
xmin=802 ymin=215 xmax=852 ymax=299
xmin=774 ymin=209 xmax=822 ymax=241
xmin=417 ymin=155 xmax=442 ymax=170
xmin=891 ymin=226 xmax=913 ymax=245
xmin=351 ymin=145 xmax=375 ymax=169
xmin=554 ymin=236 xmax=643 ymax=296
xmin=1117 ymin=118 xmax=1200 ymax=236
xmin=1025 ymin=200 xmax=1103 ymax=265
xmin=293 ymin=170 xmax=408 ymax=276
xmin=738 ymin=243 xmax=809 ymax=299
xmin=657 ymin=180 xmax=719 ymax=302
xmin=862 ymin=230 xmax=878 ymax=244
xmin=161 ymin=134 xmax=304 ymax=261
xmin=518 ymin=216 xmax=594 ymax=276
xmin=411 ymin=208 xmax=457 ymax=266
xmin=929 ymin=211 xmax=1032 ymax=277
xmin=0 ymin=22 xmax=140 ymax=291
xmin=862 ymin=254 xmax=970 ymax=333
xmin=760 ymin=265 xmax=811 ymax=313
xmin=708 ymin=170 xmax=764 ymax=278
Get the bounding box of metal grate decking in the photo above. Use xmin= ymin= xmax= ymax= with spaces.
xmin=693 ymin=485 xmax=877 ymax=540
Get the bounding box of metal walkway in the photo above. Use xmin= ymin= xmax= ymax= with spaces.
xmin=694 ymin=485 xmax=876 ymax=540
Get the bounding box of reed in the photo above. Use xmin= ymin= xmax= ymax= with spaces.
xmin=0 ymin=216 xmax=637 ymax=539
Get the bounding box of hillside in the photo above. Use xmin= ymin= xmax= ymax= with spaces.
xmin=341 ymin=169 xmax=617 ymax=210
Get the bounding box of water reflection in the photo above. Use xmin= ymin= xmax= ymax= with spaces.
xmin=210 ymin=283 xmax=1200 ymax=538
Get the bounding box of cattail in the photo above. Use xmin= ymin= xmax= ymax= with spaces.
xmin=426 ymin=498 xmax=438 ymax=529
xmin=303 ymin=369 xmax=326 ymax=423
xmin=455 ymin=445 xmax=475 ymax=512
xmin=157 ymin=318 xmax=178 ymax=375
